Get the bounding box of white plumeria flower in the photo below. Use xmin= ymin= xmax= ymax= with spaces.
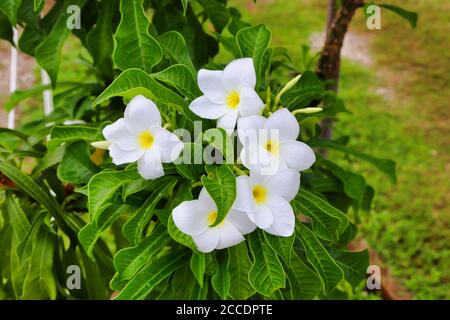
xmin=233 ymin=169 xmax=300 ymax=236
xmin=189 ymin=58 xmax=264 ymax=131
xmin=102 ymin=95 xmax=183 ymax=180
xmin=172 ymin=187 xmax=256 ymax=253
xmin=238 ymin=108 xmax=316 ymax=175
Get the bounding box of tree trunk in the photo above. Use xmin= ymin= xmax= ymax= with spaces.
xmin=317 ymin=0 xmax=364 ymax=143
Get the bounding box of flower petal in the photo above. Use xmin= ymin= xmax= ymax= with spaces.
xmin=265 ymin=108 xmax=299 ymax=141
xmin=124 ymin=95 xmax=161 ymax=132
xmin=103 ymin=118 xmax=139 ymax=151
xmin=238 ymin=87 xmax=264 ymax=117
xmin=248 ymin=205 xmax=274 ymax=229
xmin=108 ymin=144 xmax=144 ymax=165
xmin=189 ymin=96 xmax=228 ymax=120
xmin=137 ymin=149 xmax=164 ymax=180
xmin=197 ymin=69 xmax=227 ymax=103
xmin=264 ymin=168 xmax=300 ymax=202
xmin=263 ymin=195 xmax=295 ymax=236
xmin=217 ymin=110 xmax=238 ymax=131
xmin=193 ymin=229 xmax=220 ymax=253
xmin=280 ymin=141 xmax=316 ymax=171
xmin=227 ymin=209 xmax=257 ymax=235
xmin=152 ymin=127 xmax=184 ymax=163
xmin=216 ymin=221 xmax=245 ymax=250
xmin=233 ymin=176 xmax=256 ymax=213
xmin=223 ymin=58 xmax=257 ymax=90
xmin=237 ymin=115 xmax=266 ymax=147
xmin=241 ymin=146 xmax=286 ymax=176
xmin=198 ymin=187 xmax=218 ymax=213
xmin=172 ymin=200 xmax=209 ymax=236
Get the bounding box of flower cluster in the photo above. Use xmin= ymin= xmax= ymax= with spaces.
xmin=99 ymin=58 xmax=316 ymax=253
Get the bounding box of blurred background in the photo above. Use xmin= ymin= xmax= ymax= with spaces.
xmin=0 ymin=0 xmax=448 ymax=299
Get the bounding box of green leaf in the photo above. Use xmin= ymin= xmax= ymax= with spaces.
xmin=167 ymin=214 xmax=197 ymax=251
xmin=86 ymin=0 xmax=114 ymax=77
xmin=379 ymin=4 xmax=418 ymax=28
xmin=180 ymin=0 xmax=189 ymax=15
xmin=78 ymin=203 xmax=133 ymax=257
xmin=115 ymin=248 xmax=189 ymax=300
xmin=34 ymin=0 xmax=43 ymax=12
xmin=93 ymin=68 xmax=187 ymax=109
xmin=320 ymin=158 xmax=367 ymax=207
xmin=264 ymin=232 xmax=295 ymax=265
xmin=281 ymin=71 xmax=325 ymax=109
xmin=202 ymin=128 xmax=234 ymax=163
xmin=333 ymin=249 xmax=369 ymax=288
xmin=35 ymin=0 xmax=86 ymax=86
xmin=285 ymin=251 xmax=322 ymax=300
xmin=57 ymin=141 xmax=100 ymax=184
xmin=0 ymin=163 xmax=71 ymax=234
xmin=197 ymin=0 xmax=230 ymax=33
xmin=248 ymin=230 xmax=285 ymax=297
xmin=0 ymin=11 xmax=13 ymax=44
xmin=158 ymin=31 xmax=195 ymax=75
xmin=152 ymin=64 xmax=201 ymax=98
xmin=201 ymin=164 xmax=236 ymax=227
xmin=87 ymin=168 xmax=141 ymax=222
xmin=48 ymin=125 xmax=99 ymax=150
xmin=0 ymin=0 xmax=22 ymax=25
xmin=113 ymin=0 xmax=162 ymax=71
xmin=211 ymin=250 xmax=231 ymax=299
xmin=115 ymin=223 xmax=171 ymax=280
xmin=122 ymin=178 xmax=177 ymax=244
xmin=310 ymin=139 xmax=397 ymax=183
xmin=228 ymin=242 xmax=255 ymax=300
xmin=3 ymin=84 xmax=51 ymax=112
xmin=296 ymin=224 xmax=344 ymax=294
xmin=236 ymin=25 xmax=271 ymax=87
xmin=190 ymin=252 xmax=206 ymax=288
xmin=293 ymin=189 xmax=349 ymax=241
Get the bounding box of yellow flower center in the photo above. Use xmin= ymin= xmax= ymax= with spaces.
xmin=263 ymin=140 xmax=279 ymax=155
xmin=226 ymin=91 xmax=240 ymax=109
xmin=138 ymin=131 xmax=154 ymax=150
xmin=252 ymin=185 xmax=268 ymax=204
xmin=207 ymin=210 xmax=225 ymax=227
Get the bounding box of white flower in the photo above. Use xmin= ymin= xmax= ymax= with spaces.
xmin=233 ymin=169 xmax=300 ymax=236
xmin=103 ymin=95 xmax=183 ymax=180
xmin=172 ymin=187 xmax=256 ymax=252
xmin=238 ymin=108 xmax=316 ymax=175
xmin=189 ymin=58 xmax=264 ymax=131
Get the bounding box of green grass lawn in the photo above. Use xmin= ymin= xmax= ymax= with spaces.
xmin=231 ymin=0 xmax=449 ymax=299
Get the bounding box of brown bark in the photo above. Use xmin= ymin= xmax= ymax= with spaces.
xmin=317 ymin=0 xmax=364 ymax=143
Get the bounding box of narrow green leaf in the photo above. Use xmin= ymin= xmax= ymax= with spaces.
xmin=190 ymin=252 xmax=206 ymax=288
xmin=248 ymin=230 xmax=285 ymax=296
xmin=211 ymin=250 xmax=231 ymax=299
xmin=285 ymin=251 xmax=322 ymax=300
xmin=0 ymin=11 xmax=13 ymax=44
xmin=167 ymin=215 xmax=197 ymax=251
xmin=115 ymin=223 xmax=171 ymax=280
xmin=57 ymin=141 xmax=100 ymax=184
xmin=0 ymin=0 xmax=22 ymax=25
xmin=197 ymin=0 xmax=230 ymax=32
xmin=333 ymin=249 xmax=369 ymax=288
xmin=264 ymin=232 xmax=295 ymax=265
xmin=113 ymin=0 xmax=162 ymax=71
xmin=93 ymin=68 xmax=187 ymax=109
xmin=35 ymin=0 xmax=86 ymax=85
xmin=202 ymin=128 xmax=234 ymax=163
xmin=281 ymin=71 xmax=325 ymax=109
xmin=296 ymin=224 xmax=344 ymax=294
xmin=201 ymin=164 xmax=236 ymax=227
xmin=115 ymin=249 xmax=189 ymax=300
xmin=158 ymin=31 xmax=195 ymax=75
xmin=236 ymin=25 xmax=271 ymax=87
xmin=3 ymin=84 xmax=51 ymax=112
xmin=122 ymin=178 xmax=177 ymax=244
xmin=48 ymin=125 xmax=99 ymax=150
xmin=152 ymin=64 xmax=201 ymax=98
xmin=379 ymin=4 xmax=418 ymax=28
xmin=228 ymin=242 xmax=255 ymax=300
xmin=310 ymin=139 xmax=397 ymax=183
